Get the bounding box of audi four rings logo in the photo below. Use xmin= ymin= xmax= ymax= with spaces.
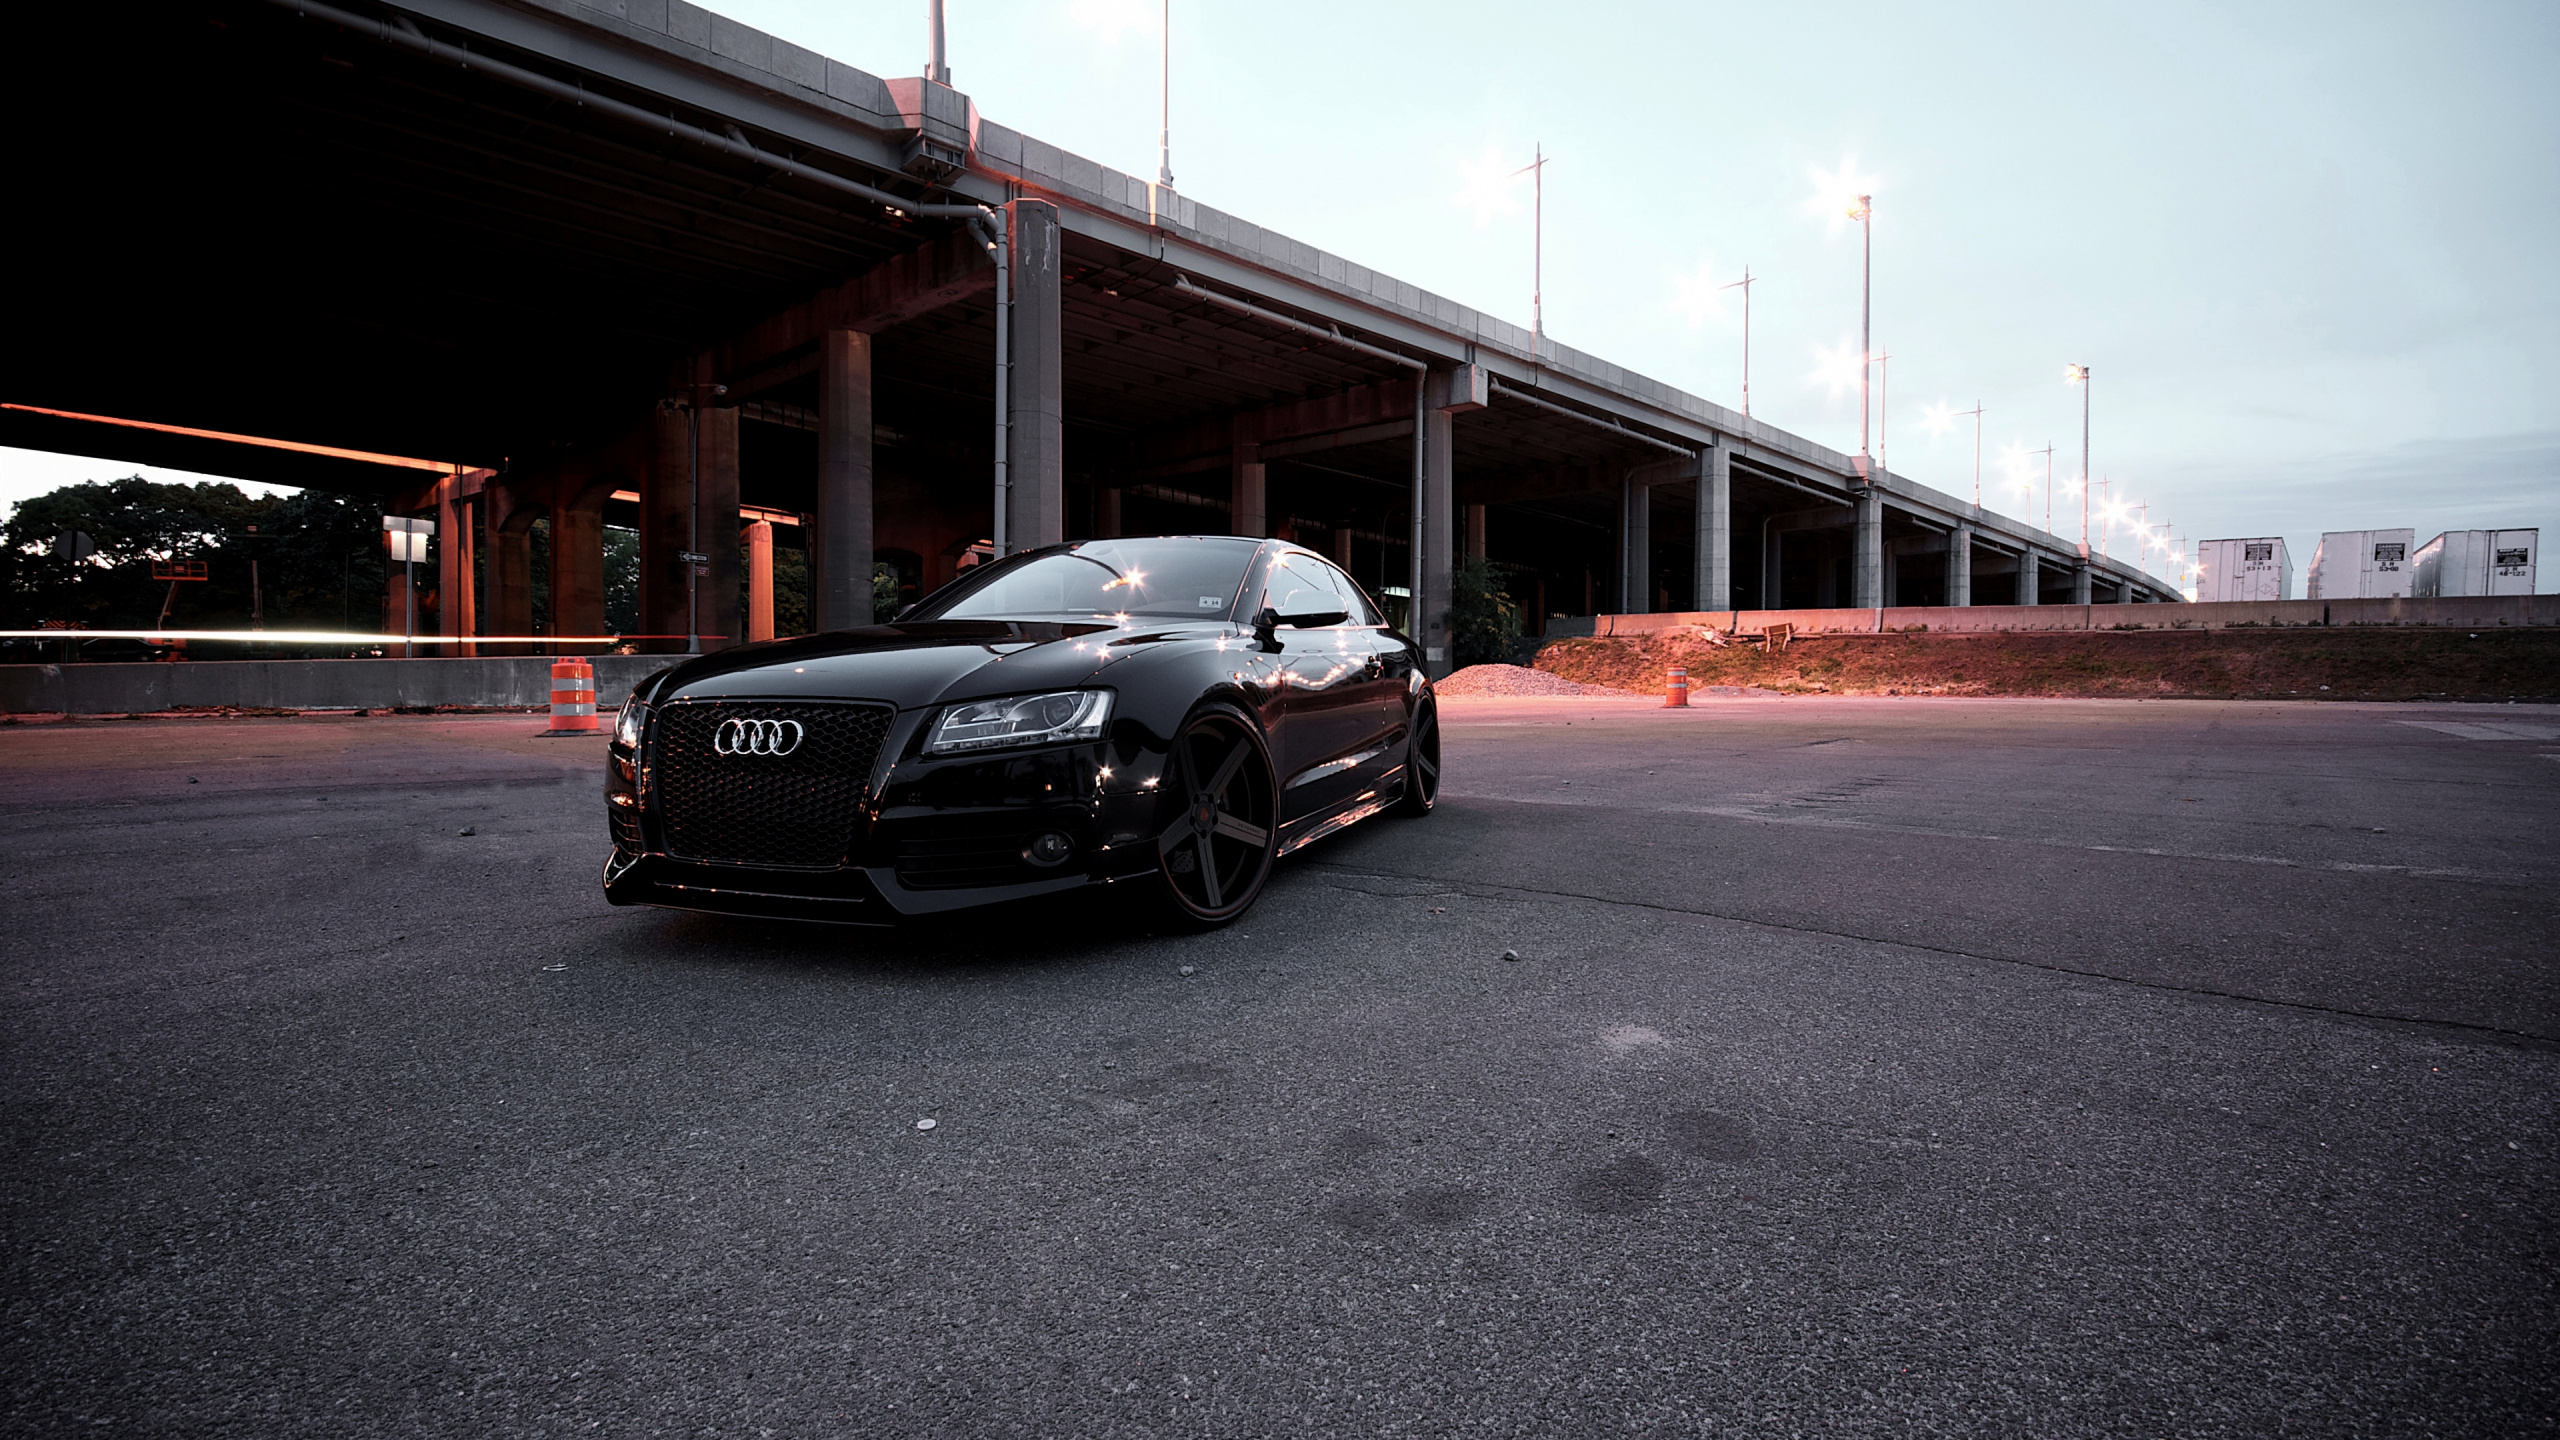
xmin=714 ymin=718 xmax=804 ymax=756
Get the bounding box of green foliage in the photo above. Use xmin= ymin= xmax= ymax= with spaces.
xmin=602 ymin=526 xmax=639 ymax=635
xmin=874 ymin=561 xmax=901 ymax=622
xmin=2 ymin=477 xmax=387 ymax=633
xmin=1447 ymin=555 xmax=1523 ymax=668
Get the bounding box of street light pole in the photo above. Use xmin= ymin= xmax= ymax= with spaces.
xmin=1873 ymin=349 xmax=1893 ymax=479
xmin=2065 ymin=365 xmax=2091 ymax=557
xmin=1157 ymin=0 xmax=1173 ymax=189
xmin=1719 ymin=266 xmax=1754 ymax=418
xmin=1853 ymin=195 xmax=1873 ymax=478
xmin=1948 ymin=402 xmax=1985 ymax=508
xmin=2033 ymin=443 xmax=2054 ymax=533
xmin=1514 ymin=145 xmax=1548 ymax=363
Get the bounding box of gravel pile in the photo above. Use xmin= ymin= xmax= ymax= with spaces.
xmin=1436 ymin=664 xmax=1644 ymax=697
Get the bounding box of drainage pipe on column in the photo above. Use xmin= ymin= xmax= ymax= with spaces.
xmin=970 ymin=214 xmax=1011 ymax=555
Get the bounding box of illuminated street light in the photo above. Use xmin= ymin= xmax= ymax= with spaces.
xmin=2032 ymin=443 xmax=2055 ymax=534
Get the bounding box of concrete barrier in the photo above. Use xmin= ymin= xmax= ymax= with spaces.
xmin=0 ymin=655 xmax=678 ymax=716
xmin=1570 ymin=595 xmax=2559 ymax=638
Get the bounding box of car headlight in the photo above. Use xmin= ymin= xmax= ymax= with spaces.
xmin=925 ymin=690 xmax=1113 ymax=755
xmin=612 ymin=695 xmax=649 ymax=749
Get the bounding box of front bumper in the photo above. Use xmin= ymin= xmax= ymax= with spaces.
xmin=603 ymin=723 xmax=1171 ymax=923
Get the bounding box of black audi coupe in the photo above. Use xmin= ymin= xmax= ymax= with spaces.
xmin=603 ymin=535 xmax=1440 ymax=926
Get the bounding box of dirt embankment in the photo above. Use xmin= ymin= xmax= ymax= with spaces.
xmin=1532 ymin=626 xmax=2560 ymax=702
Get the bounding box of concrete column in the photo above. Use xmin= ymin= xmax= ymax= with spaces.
xmin=814 ymin=329 xmax=874 ymax=632
xmin=438 ymin=483 xmax=477 ymax=656
xmin=1948 ymin=525 xmax=1973 ymax=607
xmin=699 ymin=406 xmax=741 ymax=648
xmin=484 ymin=484 xmax=533 ymax=652
xmin=1006 ymin=199 xmax=1065 ymax=552
xmin=641 ymin=405 xmax=693 ymax=651
xmin=2016 ymin=549 xmax=2039 ymax=606
xmin=744 ymin=520 xmax=775 ymax=642
xmin=1420 ymin=404 xmax=1454 ymax=672
xmin=1762 ymin=526 xmax=1781 ymax=609
xmin=1332 ymin=521 xmax=1354 ymax=569
xmin=1094 ymin=485 xmax=1121 ymax=540
xmin=551 ymin=493 xmax=603 ymax=652
xmin=1852 ymin=486 xmax=1884 ymax=609
xmin=2072 ymin=561 xmax=2093 ymax=605
xmin=1696 ymin=443 xmax=1731 ymax=612
xmin=1230 ymin=438 xmax=1266 ymax=538
xmin=1465 ymin=503 xmax=1487 ymax=559
xmin=1620 ymin=478 xmax=1651 ymax=613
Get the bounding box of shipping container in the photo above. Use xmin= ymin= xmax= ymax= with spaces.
xmin=2194 ymin=537 xmax=2292 ymax=602
xmin=2308 ymin=528 xmax=2416 ymax=599
xmin=2413 ymin=529 xmax=2538 ymax=597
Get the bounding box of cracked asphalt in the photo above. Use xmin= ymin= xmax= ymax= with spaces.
xmin=2 ymin=697 xmax=2554 ymax=1437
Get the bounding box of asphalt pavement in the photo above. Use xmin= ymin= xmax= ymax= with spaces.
xmin=2 ymin=697 xmax=2553 ymax=1438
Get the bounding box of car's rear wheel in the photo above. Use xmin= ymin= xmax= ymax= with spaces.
xmin=1393 ymin=695 xmax=1439 ymax=816
xmin=1152 ymin=705 xmax=1278 ymax=926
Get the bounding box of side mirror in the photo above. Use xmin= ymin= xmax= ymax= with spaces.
xmin=1254 ymin=605 xmax=1348 ymax=645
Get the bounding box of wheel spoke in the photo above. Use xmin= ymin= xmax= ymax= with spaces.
xmin=1212 ymin=812 xmax=1268 ymax=848
xmin=1157 ymin=818 xmax=1193 ymax=857
xmin=1197 ymin=839 xmax=1224 ymax=908
xmin=1176 ymin=737 xmax=1202 ymax=797
xmin=1418 ymin=750 xmax=1439 ymax=782
xmin=1205 ymin=738 xmax=1251 ymax=798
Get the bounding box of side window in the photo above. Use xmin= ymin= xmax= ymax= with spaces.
xmin=1310 ymin=558 xmax=1380 ymax=626
xmin=1263 ymin=552 xmax=1348 ymax=621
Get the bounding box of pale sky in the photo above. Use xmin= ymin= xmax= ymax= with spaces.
xmin=11 ymin=0 xmax=2555 ymax=590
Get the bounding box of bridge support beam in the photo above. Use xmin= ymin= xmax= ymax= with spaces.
xmin=744 ymin=520 xmax=775 ymax=642
xmin=1007 ymin=200 xmax=1065 ymax=552
xmin=2016 ymin=549 xmax=2039 ymax=606
xmin=1696 ymin=443 xmax=1730 ymax=612
xmin=551 ymin=468 xmax=608 ymax=652
xmin=1230 ymin=431 xmax=1265 ymax=538
xmin=2072 ymin=560 xmax=2093 ymax=605
xmin=1852 ymin=486 xmax=1883 ymax=608
xmin=1948 ymin=524 xmax=1974 ymax=607
xmin=815 ymin=329 xmax=874 ymax=632
xmin=1620 ymin=477 xmax=1651 ymax=613
xmin=1419 ymin=405 xmax=1455 ymax=674
xmin=698 ymin=406 xmax=741 ymax=648
xmin=1465 ymin=503 xmax=1486 ymax=559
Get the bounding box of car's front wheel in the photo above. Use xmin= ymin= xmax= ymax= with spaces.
xmin=1393 ymin=695 xmax=1439 ymax=816
xmin=1151 ymin=704 xmax=1278 ymax=925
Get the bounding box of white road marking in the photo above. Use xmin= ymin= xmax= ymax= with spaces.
xmin=2398 ymin=720 xmax=2560 ymax=741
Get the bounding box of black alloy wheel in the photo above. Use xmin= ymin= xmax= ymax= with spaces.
xmin=1394 ymin=694 xmax=1439 ymax=816
xmin=1154 ymin=706 xmax=1278 ymax=925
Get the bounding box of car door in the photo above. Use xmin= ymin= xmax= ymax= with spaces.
xmin=1257 ymin=550 xmax=1375 ymax=823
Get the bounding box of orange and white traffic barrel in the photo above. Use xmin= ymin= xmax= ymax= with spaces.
xmin=1664 ymin=666 xmax=1690 ymax=708
xmin=545 ymin=657 xmax=598 ymax=733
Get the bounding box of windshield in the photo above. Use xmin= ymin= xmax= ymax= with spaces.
xmin=917 ymin=538 xmax=1260 ymax=621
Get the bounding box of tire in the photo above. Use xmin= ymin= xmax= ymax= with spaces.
xmin=1393 ymin=694 xmax=1439 ymax=817
xmin=1150 ymin=703 xmax=1279 ymax=926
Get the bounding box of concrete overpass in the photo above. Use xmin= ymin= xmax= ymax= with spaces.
xmin=7 ymin=0 xmax=2177 ymax=667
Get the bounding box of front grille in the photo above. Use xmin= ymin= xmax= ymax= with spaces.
xmin=895 ymin=833 xmax=1044 ymax=890
xmin=651 ymin=701 xmax=895 ymax=868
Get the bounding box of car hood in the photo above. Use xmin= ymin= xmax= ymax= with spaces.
xmin=634 ymin=618 xmax=1223 ymax=709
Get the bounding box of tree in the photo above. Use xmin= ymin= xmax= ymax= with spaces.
xmin=1447 ymin=555 xmax=1523 ymax=668
xmin=3 ymin=479 xmax=395 ymax=638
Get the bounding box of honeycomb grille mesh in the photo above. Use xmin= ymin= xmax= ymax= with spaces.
xmin=651 ymin=701 xmax=893 ymax=868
